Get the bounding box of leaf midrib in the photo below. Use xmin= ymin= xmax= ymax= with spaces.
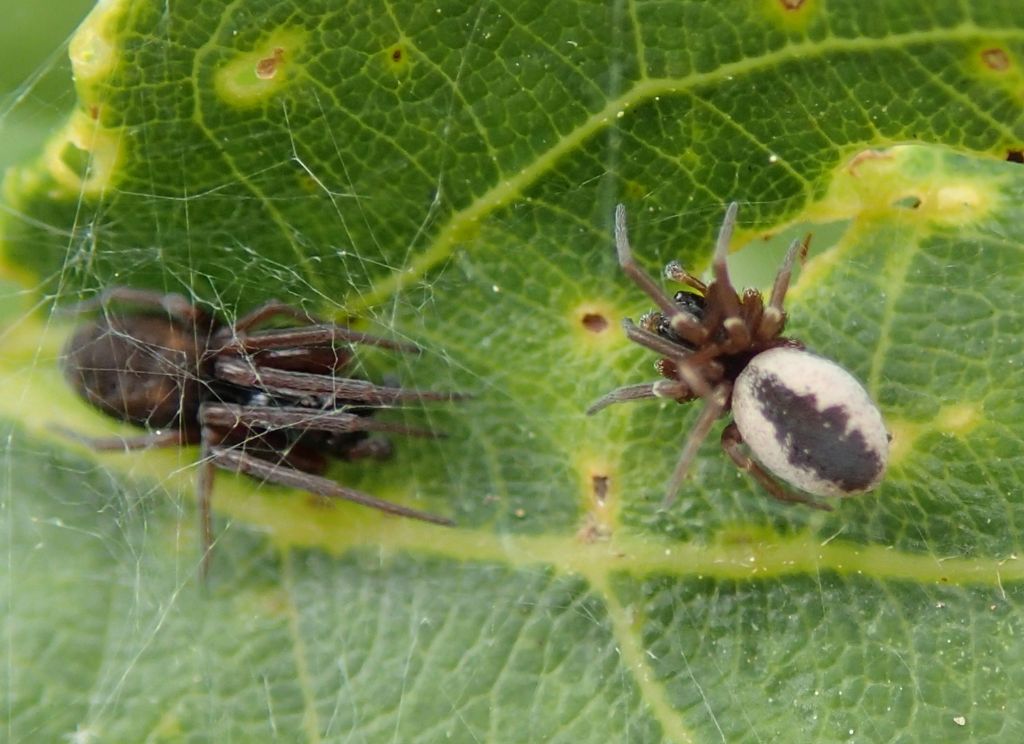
xmin=0 ymin=315 xmax=1016 ymax=588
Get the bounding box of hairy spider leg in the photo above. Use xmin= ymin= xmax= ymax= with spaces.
xmin=622 ymin=319 xmax=695 ymax=361
xmin=200 ymin=403 xmax=444 ymax=439
xmin=673 ymin=358 xmax=715 ymax=399
xmin=223 ymin=325 xmax=421 ymax=355
xmin=230 ymin=299 xmax=319 ymax=332
xmin=214 ymin=359 xmax=465 ymax=404
xmin=586 ymin=379 xmax=693 ymax=415
xmin=706 ymin=202 xmax=753 ymax=352
xmin=194 ymin=424 xmax=453 ymax=582
xmin=720 ymin=422 xmax=832 ymax=511
xmin=64 ymin=287 xmax=208 ymax=325
xmin=206 ymin=444 xmax=455 ymax=523
xmin=216 ymin=298 xmax=421 ymax=355
xmin=623 ymin=319 xmax=713 ymax=397
xmin=586 ymin=383 xmax=661 ymax=415
xmin=662 ymin=381 xmax=732 ymax=506
xmin=614 ymin=204 xmax=706 ymax=346
xmin=193 ymin=396 xmax=451 ymax=578
xmin=757 ymin=234 xmax=808 ymax=340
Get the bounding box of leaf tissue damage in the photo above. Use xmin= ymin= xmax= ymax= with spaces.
xmin=2 ymin=0 xmax=1024 ymax=741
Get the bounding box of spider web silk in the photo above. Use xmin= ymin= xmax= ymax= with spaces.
xmin=4 ymin=2 xmax=1023 ymax=743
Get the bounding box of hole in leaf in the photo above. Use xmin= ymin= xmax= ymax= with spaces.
xmin=581 ymin=312 xmax=608 ymax=333
xmin=981 ymin=48 xmax=1010 ymax=71
xmin=385 ymin=44 xmax=410 ymax=72
xmin=255 ymin=47 xmax=285 ymax=80
xmin=1007 ymin=149 xmax=1024 ymax=164
xmin=59 ymin=142 xmax=91 ymax=179
xmin=892 ymin=195 xmax=922 ymax=209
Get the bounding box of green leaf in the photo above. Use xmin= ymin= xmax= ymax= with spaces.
xmin=0 ymin=0 xmax=94 ymax=172
xmin=3 ymin=1 xmax=1024 ymax=741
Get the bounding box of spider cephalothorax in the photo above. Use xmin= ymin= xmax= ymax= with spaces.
xmin=589 ymin=204 xmax=889 ymax=510
xmin=62 ymin=288 xmax=460 ymax=576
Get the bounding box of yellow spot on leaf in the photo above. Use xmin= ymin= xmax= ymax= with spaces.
xmin=980 ymin=47 xmax=1012 ymax=72
xmin=575 ymin=455 xmax=618 ymax=542
xmin=762 ymin=0 xmax=818 ymax=31
xmin=935 ymin=403 xmax=981 ymax=436
xmin=215 ymin=29 xmax=307 ymax=108
xmin=886 ymin=420 xmax=917 ymax=465
xmin=887 ymin=402 xmax=983 ymax=466
xmin=933 ymin=184 xmax=987 ymax=221
xmin=812 ymin=145 xmax=1001 ymax=228
xmin=68 ymin=0 xmax=124 ymax=88
xmin=973 ymin=44 xmax=1024 ymax=102
xmin=384 ymin=42 xmax=413 ymax=77
xmin=572 ymin=300 xmax=619 ymax=346
xmin=255 ymin=47 xmax=286 ymax=80
xmin=37 ymin=109 xmax=124 ymax=198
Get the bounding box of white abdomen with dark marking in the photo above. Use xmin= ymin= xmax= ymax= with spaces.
xmin=732 ymin=347 xmax=889 ymax=498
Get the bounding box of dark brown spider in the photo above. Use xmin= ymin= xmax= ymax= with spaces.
xmin=61 ymin=287 xmax=461 ymax=576
xmin=588 ymin=204 xmax=888 ymax=510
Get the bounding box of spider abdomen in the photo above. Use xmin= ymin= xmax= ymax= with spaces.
xmin=732 ymin=347 xmax=889 ymax=498
xmin=62 ymin=315 xmax=208 ymax=429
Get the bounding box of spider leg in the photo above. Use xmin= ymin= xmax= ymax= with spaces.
xmin=62 ymin=287 xmax=206 ymax=325
xmin=215 ymin=359 xmax=466 ymax=404
xmin=614 ymin=204 xmax=707 ymax=345
xmin=54 ymin=426 xmax=192 ymax=450
xmin=662 ymin=381 xmax=731 ymax=507
xmin=614 ymin=204 xmax=679 ymax=317
xmin=720 ymin=422 xmax=833 ymax=511
xmin=586 ymin=379 xmax=693 ymax=415
xmin=710 ymin=202 xmax=741 ymax=296
xmin=622 ymin=319 xmax=694 ymax=360
xmin=757 ymin=234 xmax=808 ymax=340
xmin=673 ymin=357 xmax=714 ymax=399
xmin=200 ymin=403 xmax=444 ymax=438
xmin=230 ymin=300 xmax=320 ymax=331
xmin=707 ymin=202 xmax=753 ymax=351
xmin=207 ymin=445 xmax=455 ymax=525
xmin=212 ymin=299 xmax=419 ymax=353
xmin=666 ymin=310 xmax=706 ymax=345
xmin=220 ymin=325 xmax=420 ymax=355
